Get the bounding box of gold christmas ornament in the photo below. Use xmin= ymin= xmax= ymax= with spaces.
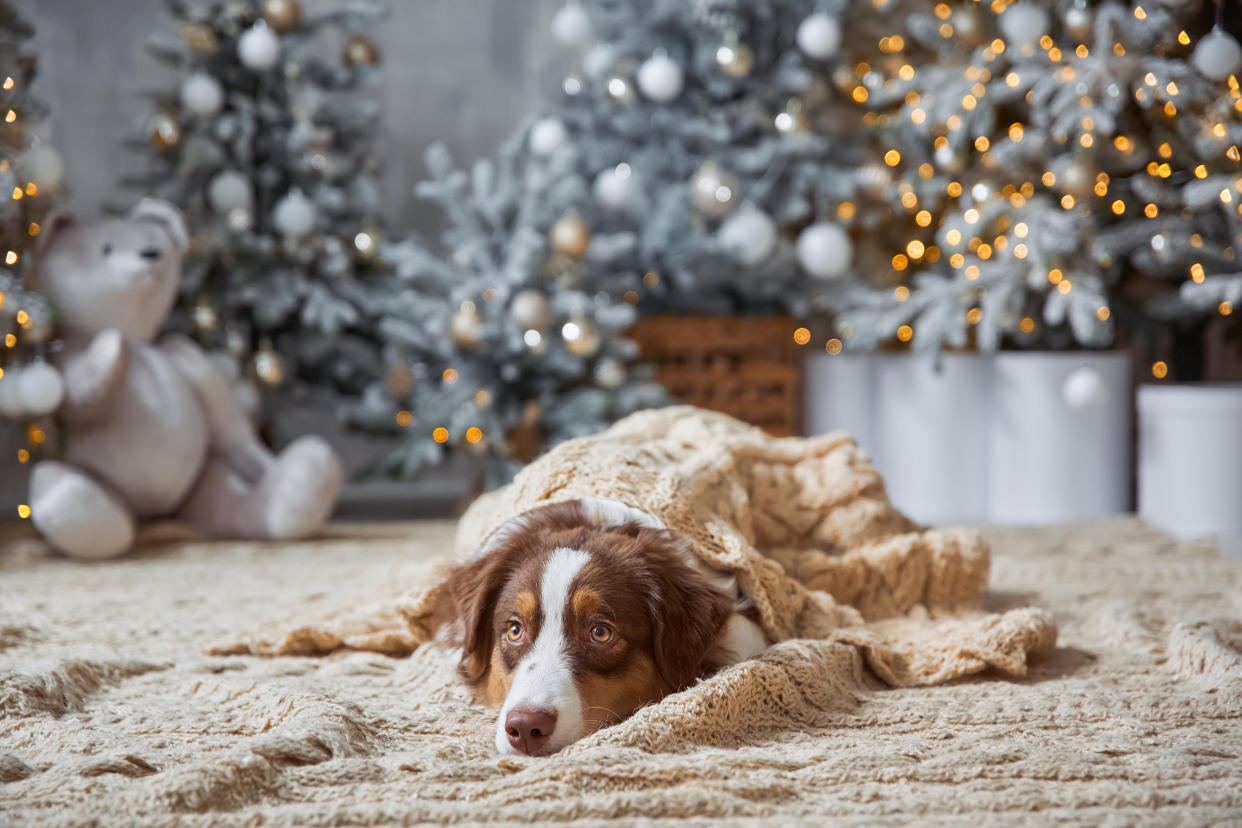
xmin=549 ymin=211 xmax=592 ymax=259
xmin=261 ymin=0 xmax=302 ymax=33
xmin=691 ymin=160 xmax=737 ymax=216
xmin=561 ymin=316 xmax=601 ymax=357
xmin=254 ymin=342 xmax=286 ymax=385
xmin=387 ymin=361 xmax=414 ymax=398
xmin=147 ymin=112 xmax=182 ymax=151
xmin=193 ymin=297 xmax=218 ymax=331
xmin=716 ymin=35 xmax=753 ymax=77
xmin=450 ymin=304 xmax=484 ymax=347
xmin=1056 ymin=159 xmax=1094 ymax=199
xmin=180 ymin=22 xmax=219 ymax=54
xmin=343 ymin=34 xmax=381 ymax=66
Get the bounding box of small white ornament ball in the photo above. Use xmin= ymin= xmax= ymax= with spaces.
xmin=510 ymin=289 xmax=550 ymax=330
xmin=529 ymin=118 xmax=568 ymax=157
xmin=238 ymin=21 xmax=282 ymax=71
xmin=637 ymin=52 xmax=684 ymax=102
xmin=1192 ymin=28 xmax=1242 ymax=82
xmin=0 ymin=369 xmax=24 ymax=417
xmin=208 ymin=170 xmax=253 ymax=214
xmin=17 ymin=145 xmax=64 ymax=192
xmin=1064 ymin=4 xmax=1092 ymax=40
xmin=593 ymin=163 xmax=641 ymax=209
xmin=17 ymin=362 xmax=65 ymax=416
xmin=718 ymin=207 xmax=777 ymax=266
xmin=551 ymin=3 xmax=592 ymax=47
xmin=1063 ymin=365 xmax=1105 ymax=409
xmin=998 ymin=4 xmax=1050 ymax=48
xmin=272 ymin=189 xmax=317 ymax=237
xmin=796 ymin=13 xmax=842 ymax=60
xmin=796 ymin=222 xmax=853 ymax=280
xmin=593 ymin=357 xmax=626 ymax=389
xmin=180 ymin=72 xmax=224 ymax=116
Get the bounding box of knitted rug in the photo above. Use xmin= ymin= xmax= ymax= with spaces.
xmin=1 ymin=516 xmax=1241 ymax=824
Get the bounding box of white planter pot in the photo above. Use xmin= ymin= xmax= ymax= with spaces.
xmin=989 ymin=352 xmax=1131 ymax=524
xmin=873 ymin=353 xmax=991 ymax=526
xmin=802 ymin=352 xmax=878 ymax=459
xmin=1138 ymin=383 xmax=1242 ymax=544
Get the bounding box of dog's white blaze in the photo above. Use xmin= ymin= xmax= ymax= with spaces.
xmin=495 ymin=546 xmax=589 ymax=755
xmin=580 ymin=497 xmax=666 ymax=531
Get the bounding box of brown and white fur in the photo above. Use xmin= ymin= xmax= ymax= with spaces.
xmin=433 ymin=498 xmax=769 ymax=756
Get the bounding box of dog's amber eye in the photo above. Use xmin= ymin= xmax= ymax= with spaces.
xmin=589 ymin=624 xmax=613 ymax=644
xmin=506 ymin=622 xmax=523 ymax=642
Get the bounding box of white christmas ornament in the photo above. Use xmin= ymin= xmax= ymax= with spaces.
xmin=180 ymin=73 xmax=224 ymax=116
xmin=637 ymin=52 xmax=684 ymax=102
xmin=17 ymin=362 xmax=65 ymax=416
xmin=796 ymin=222 xmax=852 ymax=280
xmin=0 ymin=370 xmax=23 ymax=417
xmin=593 ymin=163 xmax=641 ymax=209
xmin=998 ymin=4 xmax=1050 ymax=48
xmin=272 ymin=189 xmax=317 ymax=238
xmin=1192 ymin=28 xmax=1242 ymax=82
xmin=529 ymin=118 xmax=568 ymax=157
xmin=1063 ymin=365 xmax=1105 ymax=410
xmin=551 ymin=3 xmax=592 ymax=47
xmin=796 ymin=13 xmax=842 ymax=60
xmin=238 ymin=22 xmax=282 ymax=71
xmin=17 ymin=144 xmax=64 ymax=191
xmin=718 ymin=207 xmax=777 ymax=266
xmin=208 ymin=170 xmax=253 ymax=214
xmin=510 ymin=290 xmax=550 ymax=330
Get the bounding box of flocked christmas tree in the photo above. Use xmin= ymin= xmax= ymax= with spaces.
xmin=361 ymin=135 xmax=668 ymax=482
xmin=131 ymin=0 xmax=667 ymax=481
xmin=514 ymin=0 xmax=885 ymax=317
xmin=0 ymin=1 xmax=64 ymax=472
xmin=827 ymin=0 xmax=1242 ymax=381
xmin=128 ymin=0 xmax=392 ymax=418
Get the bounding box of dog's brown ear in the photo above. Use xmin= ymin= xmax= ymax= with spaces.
xmin=648 ymin=558 xmax=734 ymax=692
xmin=436 ymin=550 xmax=515 ymax=686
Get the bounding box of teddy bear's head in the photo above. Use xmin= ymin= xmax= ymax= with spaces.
xmin=35 ymin=199 xmax=189 ymax=341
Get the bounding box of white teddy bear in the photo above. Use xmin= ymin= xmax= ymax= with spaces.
xmin=25 ymin=199 xmax=344 ymax=559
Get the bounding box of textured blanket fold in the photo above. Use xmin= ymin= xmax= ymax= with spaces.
xmin=218 ymin=406 xmax=1056 ymax=691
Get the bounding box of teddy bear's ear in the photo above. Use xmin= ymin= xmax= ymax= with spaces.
xmin=34 ymin=210 xmax=75 ymax=260
xmin=129 ymin=198 xmax=189 ymax=255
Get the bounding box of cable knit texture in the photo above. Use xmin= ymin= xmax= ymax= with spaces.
xmin=213 ymin=407 xmax=1057 ymax=686
xmin=3 ymin=508 xmax=1242 ymax=822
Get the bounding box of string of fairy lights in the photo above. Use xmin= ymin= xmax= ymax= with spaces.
xmin=805 ymin=0 xmax=1242 ymax=380
xmin=1 ymin=12 xmax=62 ymax=517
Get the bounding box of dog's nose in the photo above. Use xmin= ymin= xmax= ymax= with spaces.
xmin=505 ymin=707 xmax=557 ymax=755
xmin=140 ymin=247 xmax=162 ymax=261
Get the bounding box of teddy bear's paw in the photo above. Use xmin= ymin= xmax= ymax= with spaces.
xmin=262 ymin=436 xmax=344 ymax=539
xmin=29 ymin=462 xmax=135 ymax=559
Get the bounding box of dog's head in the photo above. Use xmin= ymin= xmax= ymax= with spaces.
xmin=434 ymin=499 xmax=735 ymax=756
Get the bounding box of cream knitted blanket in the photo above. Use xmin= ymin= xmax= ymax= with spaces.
xmin=213 ymin=407 xmax=1056 ymax=691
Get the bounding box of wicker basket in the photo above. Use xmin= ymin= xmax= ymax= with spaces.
xmin=627 ymin=316 xmax=801 ymax=436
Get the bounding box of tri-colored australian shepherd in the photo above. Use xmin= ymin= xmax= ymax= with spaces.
xmin=433 ymin=498 xmax=769 ymax=756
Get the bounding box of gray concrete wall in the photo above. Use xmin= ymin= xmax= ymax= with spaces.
xmin=2 ymin=0 xmax=564 ymax=516
xmin=17 ymin=0 xmax=563 ymax=231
